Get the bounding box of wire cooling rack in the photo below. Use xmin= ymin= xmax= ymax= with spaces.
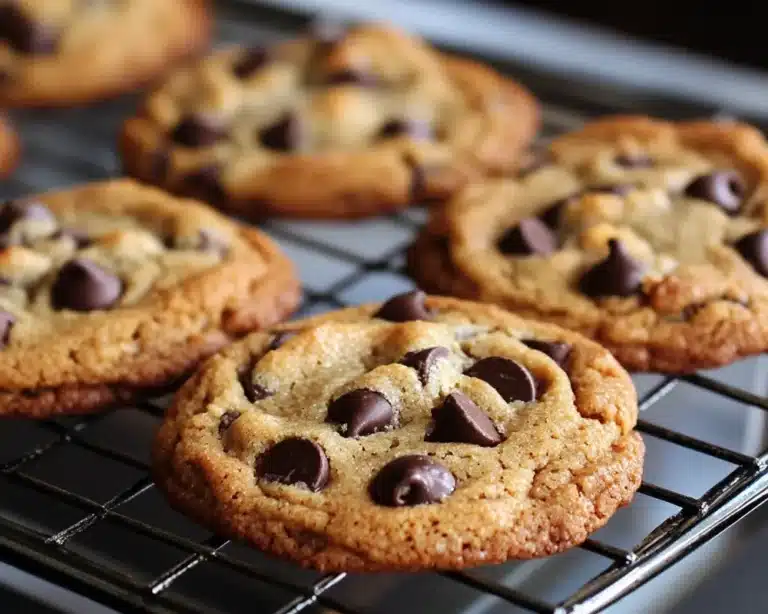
xmin=2 ymin=2 xmax=768 ymax=613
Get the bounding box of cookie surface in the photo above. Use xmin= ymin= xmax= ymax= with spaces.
xmin=0 ymin=179 xmax=299 ymax=418
xmin=121 ymin=23 xmax=539 ymax=219
xmin=409 ymin=116 xmax=768 ymax=372
xmin=0 ymin=113 xmax=19 ymax=176
xmin=154 ymin=293 xmax=642 ymax=572
xmin=0 ymin=0 xmax=210 ymax=107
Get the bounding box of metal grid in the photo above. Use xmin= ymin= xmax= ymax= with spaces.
xmin=2 ymin=2 xmax=768 ymax=613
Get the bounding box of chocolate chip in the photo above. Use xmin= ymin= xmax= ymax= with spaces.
xmin=579 ymin=239 xmax=646 ymax=298
xmin=198 ymin=229 xmax=228 ymax=255
xmin=257 ymin=438 xmax=330 ymax=491
xmin=426 ymin=392 xmax=502 ymax=447
xmin=734 ymin=230 xmax=768 ymax=278
xmin=324 ymin=68 xmax=378 ymax=87
xmin=497 ymin=217 xmax=557 ymax=256
xmin=51 ymin=259 xmax=122 ymax=312
xmin=465 ymin=357 xmax=536 ymax=403
xmin=238 ymin=361 xmax=272 ymax=402
xmin=54 ymin=228 xmax=91 ymax=248
xmin=375 ymin=290 xmax=432 ymax=322
xmin=171 ymin=114 xmax=227 ymax=148
xmin=539 ymin=197 xmax=570 ymax=229
xmin=400 ymin=346 xmax=450 ymax=385
xmin=218 ymin=410 xmax=241 ymax=435
xmin=0 ymin=3 xmax=58 ymax=54
xmin=615 ymin=153 xmax=653 ymax=168
xmin=259 ymin=113 xmax=303 ymax=152
xmin=370 ymin=455 xmax=455 ymax=506
xmin=522 ymin=339 xmax=571 ymax=368
xmin=327 ymin=389 xmax=394 ymax=437
xmin=378 ymin=118 xmax=432 ymax=141
xmin=182 ymin=165 xmax=226 ymax=206
xmin=0 ymin=310 xmax=15 ymax=349
xmin=0 ymin=200 xmax=55 ymax=234
xmin=232 ymin=47 xmax=269 ymax=79
xmin=684 ymin=171 xmax=745 ymax=215
xmin=269 ymin=331 xmax=296 ymax=350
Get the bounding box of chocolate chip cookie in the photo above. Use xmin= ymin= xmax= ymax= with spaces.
xmin=121 ymin=23 xmax=539 ymax=219
xmin=409 ymin=116 xmax=768 ymax=373
xmin=0 ymin=0 xmax=211 ymax=107
xmin=0 ymin=179 xmax=299 ymax=418
xmin=154 ymin=292 xmax=642 ymax=571
xmin=0 ymin=113 xmax=19 ymax=176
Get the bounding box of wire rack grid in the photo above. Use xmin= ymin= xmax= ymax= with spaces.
xmin=2 ymin=2 xmax=768 ymax=614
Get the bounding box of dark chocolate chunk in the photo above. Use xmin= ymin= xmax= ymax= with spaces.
xmin=257 ymin=438 xmax=330 ymax=491
xmin=733 ymin=230 xmax=768 ymax=278
xmin=0 ymin=3 xmax=58 ymax=54
xmin=579 ymin=239 xmax=646 ymax=298
xmin=375 ymin=290 xmax=432 ymax=322
xmin=171 ymin=114 xmax=227 ymax=148
xmin=684 ymin=171 xmax=745 ymax=215
xmin=378 ymin=118 xmax=432 ymax=141
xmin=370 ymin=455 xmax=455 ymax=507
xmin=497 ymin=217 xmax=557 ymax=256
xmin=238 ymin=361 xmax=272 ymax=403
xmin=400 ymin=346 xmax=450 ymax=385
xmin=426 ymin=391 xmax=502 ymax=447
xmin=0 ymin=310 xmax=15 ymax=349
xmin=615 ymin=153 xmax=653 ymax=168
xmin=522 ymin=339 xmax=571 ymax=368
xmin=233 ymin=47 xmax=269 ymax=79
xmin=465 ymin=357 xmax=536 ymax=403
xmin=51 ymin=258 xmax=122 ymax=312
xmin=539 ymin=197 xmax=570 ymax=229
xmin=0 ymin=199 xmax=54 ymax=234
xmin=269 ymin=331 xmax=296 ymax=350
xmin=259 ymin=112 xmax=304 ymax=152
xmin=182 ymin=165 xmax=226 ymax=206
xmin=218 ymin=410 xmax=241 ymax=435
xmin=324 ymin=68 xmax=378 ymax=87
xmin=327 ymin=389 xmax=394 ymax=437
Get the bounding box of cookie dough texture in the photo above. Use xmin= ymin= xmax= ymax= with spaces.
xmin=121 ymin=23 xmax=539 ymax=219
xmin=154 ymin=295 xmax=642 ymax=572
xmin=0 ymin=179 xmax=299 ymax=417
xmin=409 ymin=116 xmax=768 ymax=372
xmin=0 ymin=114 xmax=19 ymax=177
xmin=0 ymin=0 xmax=211 ymax=107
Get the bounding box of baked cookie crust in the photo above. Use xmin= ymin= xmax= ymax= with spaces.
xmin=0 ymin=179 xmax=299 ymax=417
xmin=0 ymin=113 xmax=19 ymax=177
xmin=121 ymin=23 xmax=539 ymax=219
xmin=154 ymin=294 xmax=642 ymax=572
xmin=409 ymin=116 xmax=768 ymax=373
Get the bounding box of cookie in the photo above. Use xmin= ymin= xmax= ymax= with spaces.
xmin=153 ymin=292 xmax=642 ymax=572
xmin=0 ymin=179 xmax=300 ymax=418
xmin=0 ymin=113 xmax=19 ymax=176
xmin=120 ymin=22 xmax=539 ymax=219
xmin=0 ymin=0 xmax=211 ymax=107
xmin=409 ymin=116 xmax=768 ymax=373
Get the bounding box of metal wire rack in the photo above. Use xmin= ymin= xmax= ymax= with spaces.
xmin=2 ymin=2 xmax=768 ymax=613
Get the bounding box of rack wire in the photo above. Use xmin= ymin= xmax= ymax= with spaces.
xmin=2 ymin=2 xmax=768 ymax=613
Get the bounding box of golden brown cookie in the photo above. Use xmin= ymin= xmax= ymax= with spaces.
xmin=0 ymin=113 xmax=19 ymax=176
xmin=153 ymin=292 xmax=642 ymax=572
xmin=0 ymin=0 xmax=211 ymax=107
xmin=0 ymin=179 xmax=300 ymax=418
xmin=409 ymin=116 xmax=768 ymax=373
xmin=121 ymin=23 xmax=539 ymax=219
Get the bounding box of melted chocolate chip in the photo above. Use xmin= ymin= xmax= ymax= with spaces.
xmin=259 ymin=113 xmax=304 ymax=152
xmin=218 ymin=410 xmax=241 ymax=435
xmin=400 ymin=346 xmax=450 ymax=385
xmin=238 ymin=362 xmax=272 ymax=403
xmin=257 ymin=438 xmax=330 ymax=491
xmin=465 ymin=357 xmax=536 ymax=403
xmin=233 ymin=47 xmax=269 ymax=79
xmin=426 ymin=392 xmax=502 ymax=447
xmin=378 ymin=118 xmax=432 ymax=141
xmin=497 ymin=217 xmax=557 ymax=256
xmin=522 ymin=339 xmax=571 ymax=368
xmin=615 ymin=153 xmax=653 ymax=168
xmin=370 ymin=455 xmax=455 ymax=507
xmin=0 ymin=200 xmax=54 ymax=234
xmin=0 ymin=3 xmax=58 ymax=54
xmin=269 ymin=331 xmax=296 ymax=350
xmin=171 ymin=114 xmax=227 ymax=148
xmin=0 ymin=310 xmax=15 ymax=349
xmin=733 ymin=230 xmax=768 ymax=278
xmin=327 ymin=389 xmax=394 ymax=437
xmin=51 ymin=259 xmax=122 ymax=312
xmin=375 ymin=290 xmax=432 ymax=322
xmin=684 ymin=171 xmax=745 ymax=215
xmin=324 ymin=68 xmax=378 ymax=87
xmin=182 ymin=166 xmax=226 ymax=206
xmin=579 ymin=239 xmax=646 ymax=298
xmin=539 ymin=197 xmax=570 ymax=229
